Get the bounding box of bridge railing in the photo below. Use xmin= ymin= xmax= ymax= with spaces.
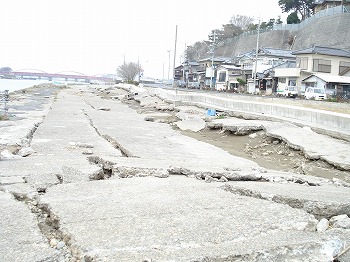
xmin=0 ymin=90 xmax=9 ymax=117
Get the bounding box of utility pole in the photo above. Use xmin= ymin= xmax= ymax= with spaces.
xmin=253 ymin=18 xmax=261 ymax=94
xmin=167 ymin=50 xmax=171 ymax=81
xmin=137 ymin=56 xmax=140 ymax=83
xmin=210 ymin=31 xmax=216 ymax=90
xmin=172 ymin=25 xmax=178 ymax=89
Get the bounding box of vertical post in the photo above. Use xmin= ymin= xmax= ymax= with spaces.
xmin=253 ymin=19 xmax=261 ymax=94
xmin=137 ymin=57 xmax=140 ymax=83
xmin=172 ymin=25 xmax=178 ymax=91
xmin=167 ymin=50 xmax=171 ymax=81
xmin=3 ymin=90 xmax=9 ymax=117
xmin=210 ymin=31 xmax=216 ymax=90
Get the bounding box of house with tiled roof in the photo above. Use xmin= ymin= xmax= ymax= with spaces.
xmin=291 ymin=45 xmax=350 ymax=95
xmin=312 ymin=0 xmax=350 ymax=14
xmin=236 ymin=47 xmax=296 ymax=94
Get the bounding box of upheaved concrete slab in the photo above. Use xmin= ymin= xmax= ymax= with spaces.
xmin=0 ymin=191 xmax=56 ymax=261
xmin=210 ymin=117 xmax=350 ymax=170
xmin=222 ymin=180 xmax=350 ymax=219
xmin=40 ymin=176 xmax=338 ymax=261
xmin=209 ymin=117 xmax=270 ymax=135
xmin=264 ymin=122 xmax=350 ymax=170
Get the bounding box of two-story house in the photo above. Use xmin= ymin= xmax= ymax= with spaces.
xmin=215 ymin=65 xmax=242 ymax=91
xmin=198 ymin=57 xmax=229 ymax=88
xmin=291 ymin=45 xmax=350 ymax=95
xmin=236 ymin=47 xmax=296 ymax=94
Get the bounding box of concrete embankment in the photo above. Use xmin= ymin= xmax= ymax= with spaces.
xmin=154 ymin=88 xmax=350 ymax=141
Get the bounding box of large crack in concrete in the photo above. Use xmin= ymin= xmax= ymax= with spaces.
xmin=10 ymin=191 xmax=81 ymax=261
xmin=82 ymin=109 xmax=132 ymax=157
xmin=221 ymin=183 xmax=350 ymax=220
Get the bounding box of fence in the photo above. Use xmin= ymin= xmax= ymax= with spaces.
xmin=273 ymin=5 xmax=348 ymax=31
xmin=0 ymin=90 xmax=9 ymax=116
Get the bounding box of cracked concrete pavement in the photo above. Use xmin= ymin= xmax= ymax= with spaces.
xmin=1 ymin=84 xmax=350 ymax=261
xmin=210 ymin=117 xmax=350 ymax=171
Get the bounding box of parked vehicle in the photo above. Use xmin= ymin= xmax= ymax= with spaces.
xmin=304 ymin=87 xmax=327 ymax=100
xmin=188 ymin=82 xmax=200 ymax=89
xmin=283 ymin=86 xmax=298 ymax=98
xmin=175 ymin=80 xmax=186 ymax=88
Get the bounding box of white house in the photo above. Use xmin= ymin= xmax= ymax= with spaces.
xmin=215 ymin=65 xmax=242 ymax=91
xmin=301 ymin=73 xmax=350 ymax=95
xmin=292 ymin=45 xmax=350 ymax=92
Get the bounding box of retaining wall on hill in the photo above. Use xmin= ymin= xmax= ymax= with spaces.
xmin=214 ymin=13 xmax=350 ymax=57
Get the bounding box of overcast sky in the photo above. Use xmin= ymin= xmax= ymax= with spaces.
xmin=1 ymin=0 xmax=287 ymax=79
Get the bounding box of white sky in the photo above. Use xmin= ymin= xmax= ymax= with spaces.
xmin=0 ymin=0 xmax=287 ymax=79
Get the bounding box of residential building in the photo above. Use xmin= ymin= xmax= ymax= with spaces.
xmin=302 ymin=73 xmax=350 ymax=96
xmin=197 ymin=57 xmax=229 ymax=88
xmin=292 ymin=45 xmax=350 ymax=94
xmin=236 ymin=47 xmax=296 ymax=94
xmin=312 ymin=0 xmax=350 ymax=14
xmin=215 ymin=65 xmax=242 ymax=91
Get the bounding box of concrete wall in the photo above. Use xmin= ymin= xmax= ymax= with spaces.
xmin=155 ymin=89 xmax=350 ymax=135
xmin=213 ymin=13 xmax=350 ymax=58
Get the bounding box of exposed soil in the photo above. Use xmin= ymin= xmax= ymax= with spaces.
xmin=180 ymin=128 xmax=350 ymax=182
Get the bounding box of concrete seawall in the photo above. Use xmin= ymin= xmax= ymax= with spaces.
xmin=155 ymin=89 xmax=350 ymax=139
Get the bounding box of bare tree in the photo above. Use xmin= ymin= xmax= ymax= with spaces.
xmin=229 ymin=14 xmax=255 ymax=31
xmin=116 ymin=62 xmax=140 ymax=82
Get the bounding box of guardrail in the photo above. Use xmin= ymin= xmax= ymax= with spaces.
xmin=0 ymin=90 xmax=9 ymax=116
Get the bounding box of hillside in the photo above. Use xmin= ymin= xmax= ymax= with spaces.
xmin=212 ymin=13 xmax=350 ymax=58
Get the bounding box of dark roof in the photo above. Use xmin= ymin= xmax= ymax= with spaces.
xmin=259 ymin=47 xmax=295 ymax=58
xmin=236 ymin=48 xmax=295 ymax=60
xmin=198 ymin=57 xmax=227 ymax=63
xmin=292 ymin=46 xmax=350 ymax=58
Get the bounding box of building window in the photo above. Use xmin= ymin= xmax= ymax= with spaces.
xmin=279 ymin=78 xmax=286 ymax=83
xmin=339 ymin=61 xmax=350 ymax=75
xmin=288 ymin=79 xmax=296 ymax=86
xmin=305 ymin=82 xmax=316 ymax=88
xmin=218 ymin=71 xmax=226 ymax=82
xmin=297 ymin=57 xmax=308 ymax=70
xmin=313 ymin=59 xmax=331 ymax=73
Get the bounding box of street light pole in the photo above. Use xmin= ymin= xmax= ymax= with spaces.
xmin=167 ymin=50 xmax=171 ymax=81
xmin=172 ymin=25 xmax=178 ymax=90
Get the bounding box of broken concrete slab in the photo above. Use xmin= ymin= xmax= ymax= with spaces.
xmin=208 ymin=116 xmax=350 ymax=171
xmin=175 ymin=111 xmax=206 ymax=132
xmin=0 ymin=191 xmax=57 ymax=261
xmin=208 ymin=117 xmax=269 ymax=135
xmin=39 ymin=176 xmax=342 ymax=261
xmin=222 ymin=180 xmax=350 ymax=219
xmin=264 ymin=122 xmax=350 ymax=170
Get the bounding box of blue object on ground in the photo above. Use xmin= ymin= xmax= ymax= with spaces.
xmin=206 ymin=109 xmax=216 ymax=116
